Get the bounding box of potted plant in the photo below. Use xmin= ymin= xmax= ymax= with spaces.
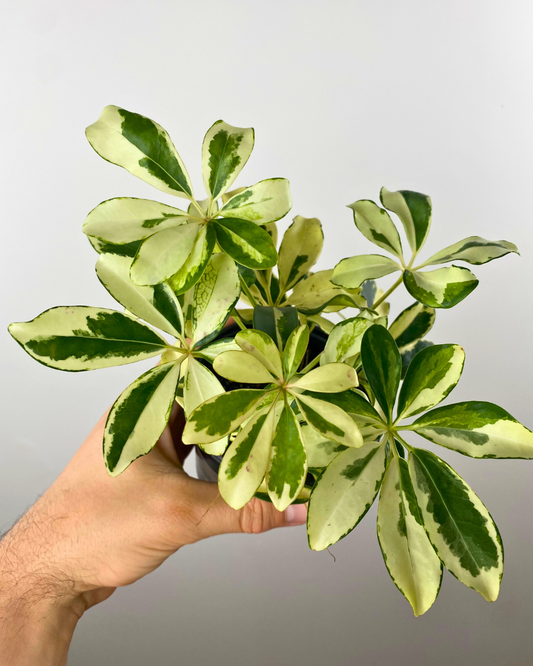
xmin=9 ymin=106 xmax=533 ymax=617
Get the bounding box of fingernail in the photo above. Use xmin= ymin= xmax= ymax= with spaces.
xmin=284 ymin=503 xmax=308 ymax=526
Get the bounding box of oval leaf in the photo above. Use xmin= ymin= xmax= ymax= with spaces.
xmin=287 ymin=269 xmax=366 ymax=315
xmin=104 ymin=361 xmax=181 ymax=476
xmin=403 ymin=266 xmax=478 ymax=309
xmin=291 ymin=363 xmax=358 ymax=393
xmin=219 ymin=404 xmax=276 ymax=509
xmin=302 ymin=425 xmax=347 ymax=469
xmin=235 ymin=329 xmax=283 ymax=379
xmin=307 ymin=442 xmax=387 ymax=550
xmin=278 ymin=216 xmax=324 ymax=292
xmin=380 ymin=188 xmax=432 ymax=254
xmin=202 ymin=120 xmax=254 ymax=199
xmin=219 ymin=178 xmax=292 ymax=224
xmin=410 ymin=401 xmax=533 ymax=459
xmin=214 ymin=351 xmax=276 ymax=384
xmin=83 ymin=197 xmax=189 ymax=244
xmin=267 ymin=402 xmax=308 ymax=511
xmin=397 ymin=344 xmax=465 ymax=420
xmin=361 ymin=326 xmax=401 ymax=420
xmin=96 ymin=254 xmax=184 ymax=339
xmin=377 ymin=457 xmax=442 ymax=616
xmin=321 ymin=316 xmax=375 ymax=365
xmin=389 ymin=302 xmax=435 ymax=350
xmin=424 ymin=237 xmax=519 ymax=267
xmin=348 ymin=199 xmax=403 ymax=259
xmin=332 ymin=255 xmax=401 ymax=289
xmin=9 ymin=307 xmax=168 ymax=372
xmin=408 ymin=448 xmax=504 ymax=601
xmin=86 ymin=106 xmax=193 ymax=198
xmin=294 ymin=393 xmax=363 ymax=448
xmin=182 ymin=388 xmax=270 ymax=445
xmin=191 ymin=253 xmax=240 ymax=348
xmin=213 ymin=218 xmax=277 ymax=269
xmin=167 ymin=224 xmax=217 ymax=295
xmin=283 ymin=324 xmax=310 ymax=379
xmin=131 ymin=223 xmax=200 ymax=286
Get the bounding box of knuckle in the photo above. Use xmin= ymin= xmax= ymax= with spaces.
xmin=239 ymin=497 xmax=269 ymax=534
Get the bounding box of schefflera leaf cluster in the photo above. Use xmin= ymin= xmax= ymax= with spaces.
xmin=307 ymin=325 xmax=533 ymax=616
xmin=183 ymin=324 xmax=362 ymax=511
xmin=8 ymin=105 xmax=533 ymax=618
xmin=83 ymin=106 xmax=292 ymax=289
xmin=9 ymin=252 xmax=241 ymax=476
xmin=333 ymin=187 xmax=518 ymax=309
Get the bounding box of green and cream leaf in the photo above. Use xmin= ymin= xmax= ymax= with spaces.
xmin=290 ymin=363 xmax=358 ymax=393
xmin=86 ymin=106 xmax=193 ymax=198
xmin=389 ymin=302 xmax=435 ymax=350
xmin=396 ymin=344 xmax=465 ymax=420
xmin=408 ymin=448 xmax=503 ymax=601
xmin=380 ymin=188 xmax=432 ymax=254
xmin=218 ymin=178 xmax=292 ymax=224
xmin=403 ymin=266 xmax=478 ymax=309
xmin=167 ymin=224 xmax=217 ymax=295
xmin=424 ymin=237 xmax=519 ymax=267
xmin=213 ymin=218 xmax=278 ymax=269
xmin=278 ymin=216 xmax=324 ymax=292
xmin=294 ymin=393 xmax=363 ymax=448
xmin=332 ymin=255 xmax=401 ymax=290
xmin=409 ymin=402 xmax=533 ymax=459
xmin=214 ymin=351 xmax=276 ymax=384
xmin=348 ymin=199 xmax=403 ymax=260
xmin=9 ymin=307 xmax=169 ymax=372
xmin=361 ymin=326 xmax=401 ymax=419
xmin=104 ymin=361 xmax=181 ymax=476
xmin=377 ymin=457 xmax=442 ymax=616
xmin=321 ymin=316 xmax=375 ymax=366
xmin=235 ymin=329 xmax=283 ymax=379
xmin=307 ymin=442 xmax=387 ymax=550
xmin=283 ymin=325 xmax=310 ymax=379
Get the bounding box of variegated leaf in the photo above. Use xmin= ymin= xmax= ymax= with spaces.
xmin=409 ymin=448 xmax=503 ymax=601
xmin=302 ymin=389 xmax=383 ymax=425
xmin=182 ymin=355 xmax=224 ymax=417
xmin=96 ymin=254 xmax=184 ymax=339
xmin=83 ymin=197 xmax=190 ymax=244
xmin=267 ymin=402 xmax=307 ymax=510
xmin=283 ymin=325 xmax=310 ymax=379
xmin=389 ymin=302 xmax=435 ymax=350
xmin=167 ymin=224 xmax=217 ymax=295
xmin=290 ymin=363 xmax=358 ymax=393
xmin=191 ymin=253 xmax=240 ymax=348
xmin=361 ymin=325 xmax=401 ymax=420
xmin=348 ymin=199 xmax=403 ymax=260
xmin=304 ymin=314 xmax=335 ymax=334
xmin=410 ymin=402 xmax=533 ymax=459
xmin=194 ymin=337 xmax=240 ymax=362
xmin=397 ymin=344 xmax=465 ymax=420
xmin=130 ymin=223 xmax=200 ymax=286
xmin=377 ymin=457 xmax=442 ymax=616
xmin=202 ymin=121 xmax=254 ymax=199
xmin=218 ymin=404 xmax=277 ymax=509
xmin=400 ymin=339 xmax=434 ymax=378
xmin=9 ymin=307 xmax=169 ymax=371
xmin=235 ymin=329 xmax=283 ymax=379
xmin=307 ymin=442 xmax=387 ymax=550
xmin=294 ymin=393 xmax=363 ymax=448
xmin=218 ymin=178 xmax=292 ymax=224
xmin=302 ymin=425 xmax=347 ymax=469
xmin=213 ymin=218 xmax=277 ymax=269
xmin=287 ymin=269 xmax=366 ymax=314
xmin=104 ymin=361 xmax=181 ymax=476
xmin=332 ymin=255 xmax=401 ymax=290
xmin=403 ymin=266 xmax=478 ymax=309
xmin=213 ymin=351 xmax=276 ymax=384
xmin=321 ymin=316 xmax=375 ymax=366
xmin=182 ymin=388 xmax=271 ymax=445
xmin=278 ymin=216 xmax=324 ymax=292
xmin=86 ymin=106 xmax=193 ymax=198
xmin=380 ymin=188 xmax=432 ymax=254
xmin=252 ymin=305 xmax=300 ymax=350
xmin=424 ymin=237 xmax=519 ymax=267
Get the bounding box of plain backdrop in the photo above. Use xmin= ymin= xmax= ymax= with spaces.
xmin=2 ymin=1 xmax=533 ymax=664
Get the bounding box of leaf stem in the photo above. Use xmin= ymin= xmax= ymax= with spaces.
xmin=372 ymin=273 xmax=404 ymax=309
xmin=239 ymin=276 xmax=258 ymax=307
xmin=231 ymin=309 xmax=247 ymax=330
xmin=300 ymin=352 xmax=321 ymax=374
xmin=189 ymin=197 xmax=207 ymax=218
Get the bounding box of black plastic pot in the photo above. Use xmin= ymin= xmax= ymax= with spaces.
xmin=195 ymin=322 xmax=328 ymax=492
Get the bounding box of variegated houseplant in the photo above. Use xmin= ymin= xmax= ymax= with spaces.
xmin=9 ymin=106 xmax=533 ymax=617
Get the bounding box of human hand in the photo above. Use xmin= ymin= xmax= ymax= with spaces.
xmin=0 ymin=404 xmax=307 ymax=665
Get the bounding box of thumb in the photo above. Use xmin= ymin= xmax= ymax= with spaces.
xmin=184 ymin=478 xmax=308 ymax=539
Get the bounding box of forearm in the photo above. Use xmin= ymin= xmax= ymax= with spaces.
xmin=0 ymin=512 xmax=82 ymax=666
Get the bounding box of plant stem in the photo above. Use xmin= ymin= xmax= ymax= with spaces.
xmin=231 ymin=309 xmax=247 ymax=330
xmin=239 ymin=276 xmax=258 ymax=307
xmin=189 ymin=197 xmax=206 ymax=218
xmin=255 ymin=271 xmax=273 ymax=306
xmin=300 ymin=353 xmax=321 ymax=374
xmin=372 ymin=273 xmax=404 ymax=309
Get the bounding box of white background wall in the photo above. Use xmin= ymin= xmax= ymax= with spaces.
xmin=2 ymin=1 xmax=533 ymax=664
